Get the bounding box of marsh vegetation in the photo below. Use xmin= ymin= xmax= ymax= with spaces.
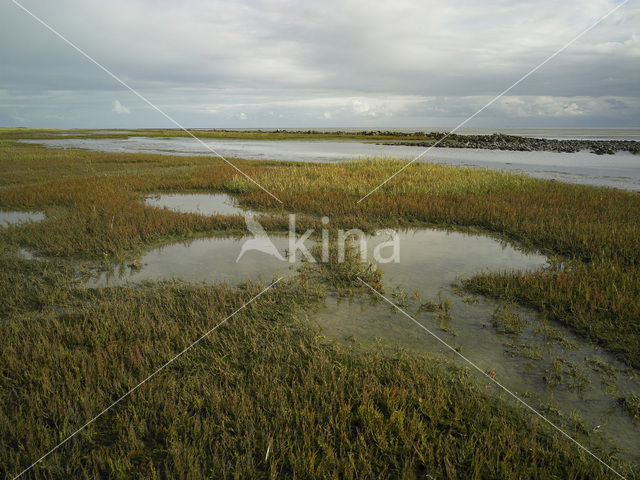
xmin=1 ymin=131 xmax=639 ymax=478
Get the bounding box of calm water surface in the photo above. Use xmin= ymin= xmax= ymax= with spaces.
xmin=24 ymin=137 xmax=640 ymax=191
xmin=90 ymin=226 xmax=546 ymax=289
xmin=88 ymin=234 xmax=295 ymax=287
xmin=145 ymin=193 xmax=251 ymax=216
xmin=0 ymin=210 xmax=44 ymax=227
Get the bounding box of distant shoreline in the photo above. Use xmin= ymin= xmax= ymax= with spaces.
xmin=4 ymin=127 xmax=640 ymax=154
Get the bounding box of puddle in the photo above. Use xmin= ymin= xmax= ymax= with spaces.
xmin=90 ymin=228 xmax=543 ymax=289
xmin=17 ymin=248 xmax=37 ymax=260
xmin=145 ymin=193 xmax=251 ymax=216
xmin=364 ymin=229 xmax=548 ymax=285
xmin=88 ymin=234 xmax=296 ymax=287
xmin=0 ymin=210 xmax=45 ymax=227
xmin=312 ymin=229 xmax=640 ymax=463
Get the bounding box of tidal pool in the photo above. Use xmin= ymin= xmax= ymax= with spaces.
xmin=313 ymin=230 xmax=640 ymax=463
xmin=314 ymin=296 xmax=640 ymax=463
xmin=90 ymin=227 xmax=544 ymax=289
xmin=0 ymin=210 xmax=45 ymax=227
xmin=145 ymin=193 xmax=251 ymax=216
xmin=23 ymin=137 xmax=640 ymax=191
xmin=362 ymin=228 xmax=547 ymax=285
xmin=88 ymin=234 xmax=295 ymax=287
xmin=85 ymin=224 xmax=639 ymax=461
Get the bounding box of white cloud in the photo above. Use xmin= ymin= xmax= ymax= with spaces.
xmin=323 ymin=111 xmax=332 ymax=119
xmin=239 ymin=112 xmax=247 ymax=120
xmin=112 ymin=99 xmax=130 ymax=115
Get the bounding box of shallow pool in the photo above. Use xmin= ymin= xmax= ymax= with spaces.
xmin=312 ymin=229 xmax=640 ymax=463
xmin=145 ymin=193 xmax=251 ymax=216
xmin=88 ymin=234 xmax=295 ymax=287
xmin=0 ymin=210 xmax=45 ymax=227
xmin=90 ymin=227 xmax=546 ymax=289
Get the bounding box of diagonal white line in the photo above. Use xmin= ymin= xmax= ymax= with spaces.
xmin=357 ymin=277 xmax=628 ymax=480
xmin=10 ymin=278 xmax=282 ymax=480
xmin=11 ymin=0 xmax=282 ymax=204
xmin=356 ymin=0 xmax=630 ymax=204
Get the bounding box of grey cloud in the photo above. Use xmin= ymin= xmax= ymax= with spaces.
xmin=0 ymin=0 xmax=638 ymax=128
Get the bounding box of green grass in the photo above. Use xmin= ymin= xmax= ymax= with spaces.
xmin=503 ymin=343 xmax=543 ymax=361
xmin=1 ymin=140 xmax=638 ymax=367
xmin=619 ymin=395 xmax=640 ymax=422
xmin=1 ymin=139 xmax=638 ymax=366
xmin=1 ymin=133 xmax=639 ymax=478
xmin=0 ymin=248 xmax=634 ymax=479
xmin=0 ymin=127 xmax=441 ymax=142
xmin=491 ymin=304 xmax=529 ymax=336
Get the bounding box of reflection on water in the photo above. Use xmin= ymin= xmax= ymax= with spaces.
xmin=88 ymin=234 xmax=295 ymax=287
xmin=145 ymin=193 xmax=251 ymax=216
xmin=0 ymin=210 xmax=45 ymax=227
xmin=90 ymin=228 xmax=546 ymax=289
xmin=23 ymin=137 xmax=640 ymax=191
xmin=364 ymin=228 xmax=547 ymax=285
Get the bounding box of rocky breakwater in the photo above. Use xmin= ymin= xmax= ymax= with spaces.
xmin=381 ymin=132 xmax=640 ymax=155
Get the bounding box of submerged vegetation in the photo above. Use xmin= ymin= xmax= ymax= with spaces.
xmin=1 ymin=132 xmax=639 ymax=478
xmin=491 ymin=304 xmax=529 ymax=336
xmin=619 ymin=395 xmax=640 ymax=423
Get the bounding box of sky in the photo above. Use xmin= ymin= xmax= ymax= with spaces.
xmin=1 ymin=0 xmax=638 ymax=129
